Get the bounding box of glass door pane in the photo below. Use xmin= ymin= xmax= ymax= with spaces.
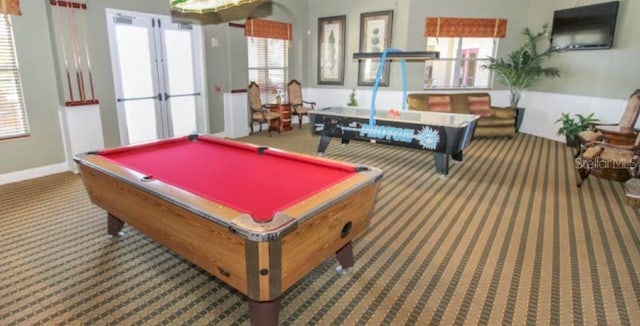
xmin=114 ymin=24 xmax=159 ymax=143
xmin=107 ymin=13 xmax=162 ymax=144
xmin=114 ymin=25 xmax=156 ymax=98
xmin=160 ymin=23 xmax=202 ymax=137
xmin=169 ymin=97 xmax=196 ymax=136
xmin=164 ymin=29 xmax=195 ymax=94
xmin=123 ymin=99 xmax=158 ymax=143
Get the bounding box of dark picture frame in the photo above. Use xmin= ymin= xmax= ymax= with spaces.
xmin=358 ymin=10 xmax=393 ymax=86
xmin=318 ymin=15 xmax=346 ymax=85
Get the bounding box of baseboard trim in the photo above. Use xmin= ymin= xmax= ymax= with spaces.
xmin=210 ymin=131 xmax=227 ymax=138
xmin=0 ymin=163 xmax=69 ymax=186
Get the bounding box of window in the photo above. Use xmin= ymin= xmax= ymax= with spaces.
xmin=424 ymin=37 xmax=498 ymax=89
xmin=0 ymin=16 xmax=28 ymax=140
xmin=247 ymin=37 xmax=288 ymax=104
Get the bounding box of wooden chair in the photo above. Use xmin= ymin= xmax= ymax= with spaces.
xmin=578 ymin=89 xmax=640 ymax=146
xmin=287 ymin=79 xmax=316 ymax=128
xmin=248 ymin=82 xmax=280 ymax=136
xmin=576 ymin=131 xmax=640 ymax=186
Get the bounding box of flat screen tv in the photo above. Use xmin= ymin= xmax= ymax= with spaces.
xmin=550 ymin=1 xmax=620 ymax=51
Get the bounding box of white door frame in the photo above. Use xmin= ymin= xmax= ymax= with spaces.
xmin=105 ymin=8 xmax=207 ymax=145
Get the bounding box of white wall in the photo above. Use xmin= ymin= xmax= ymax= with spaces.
xmin=525 ymin=0 xmax=640 ymax=100
xmin=519 ymin=91 xmax=630 ymax=142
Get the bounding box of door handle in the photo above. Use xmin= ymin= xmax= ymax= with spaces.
xmin=117 ymin=93 xmax=162 ymax=102
xmin=164 ymin=92 xmax=201 ymax=100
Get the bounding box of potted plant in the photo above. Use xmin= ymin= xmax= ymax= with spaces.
xmin=555 ymin=112 xmax=597 ymax=147
xmin=483 ymin=24 xmax=560 ymax=109
xmin=347 ymin=88 xmax=358 ymax=107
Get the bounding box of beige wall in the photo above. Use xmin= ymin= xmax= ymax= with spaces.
xmin=305 ymin=0 xmax=528 ymax=90
xmin=0 ymin=0 xmax=64 ymax=173
xmin=305 ymin=0 xmax=402 ymax=88
xmin=525 ymin=0 xmax=638 ymax=99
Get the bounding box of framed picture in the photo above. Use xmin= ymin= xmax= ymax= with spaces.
xmin=318 ymin=15 xmax=346 ymax=85
xmin=358 ymin=10 xmax=393 ymax=86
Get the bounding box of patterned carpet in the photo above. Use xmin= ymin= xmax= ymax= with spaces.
xmin=1 ymin=127 xmax=640 ymax=325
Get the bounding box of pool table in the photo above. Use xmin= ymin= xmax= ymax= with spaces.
xmin=309 ymin=107 xmax=479 ymax=176
xmin=75 ymin=135 xmax=382 ymax=326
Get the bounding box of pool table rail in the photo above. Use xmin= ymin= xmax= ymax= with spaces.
xmin=230 ymin=168 xmax=382 ymax=241
xmin=76 ymin=153 xmax=246 ymax=224
xmin=76 ymin=153 xmax=382 ymax=242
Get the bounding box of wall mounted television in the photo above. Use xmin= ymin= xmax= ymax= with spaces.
xmin=550 ymin=1 xmax=620 ymax=51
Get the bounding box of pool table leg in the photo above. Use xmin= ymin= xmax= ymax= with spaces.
xmin=248 ymin=298 xmax=279 ymax=326
xmin=107 ymin=214 xmax=125 ymax=238
xmin=433 ymin=153 xmax=450 ymax=176
xmin=317 ymin=135 xmax=332 ymax=155
xmin=335 ymin=241 xmax=354 ymax=275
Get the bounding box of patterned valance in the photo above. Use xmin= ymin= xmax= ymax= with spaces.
xmin=425 ymin=17 xmax=507 ymax=38
xmin=245 ymin=18 xmax=292 ymax=40
xmin=0 ymin=0 xmax=21 ymax=16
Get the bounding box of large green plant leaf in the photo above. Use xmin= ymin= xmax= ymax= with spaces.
xmin=483 ymin=25 xmax=560 ymax=108
xmin=171 ymin=0 xmax=188 ymax=7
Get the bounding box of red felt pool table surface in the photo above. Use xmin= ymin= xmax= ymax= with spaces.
xmin=98 ymin=136 xmax=356 ymax=222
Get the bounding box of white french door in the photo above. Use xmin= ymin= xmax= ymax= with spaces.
xmin=106 ymin=9 xmax=205 ymax=145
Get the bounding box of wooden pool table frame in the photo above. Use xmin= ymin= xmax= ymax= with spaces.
xmin=75 ymin=136 xmax=382 ymax=326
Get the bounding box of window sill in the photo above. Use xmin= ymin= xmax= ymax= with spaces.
xmin=421 ymin=87 xmax=492 ymax=91
xmin=0 ymin=133 xmax=31 ymax=142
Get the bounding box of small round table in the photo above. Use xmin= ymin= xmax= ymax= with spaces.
xmin=266 ymin=103 xmax=292 ymax=131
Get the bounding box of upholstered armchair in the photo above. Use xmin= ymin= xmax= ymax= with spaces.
xmin=287 ymin=79 xmax=316 ymax=128
xmin=578 ymin=89 xmax=640 ymax=146
xmin=248 ymin=82 xmax=280 ymax=136
xmin=576 ymin=132 xmax=640 ymax=186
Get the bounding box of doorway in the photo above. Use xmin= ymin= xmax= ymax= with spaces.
xmin=106 ymin=9 xmax=206 ymax=145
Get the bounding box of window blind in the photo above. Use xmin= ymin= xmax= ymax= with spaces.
xmin=425 ymin=17 xmax=507 ymax=38
xmin=0 ymin=16 xmax=29 ymax=140
xmin=244 ymin=18 xmax=292 ymax=41
xmin=247 ymin=36 xmax=288 ymax=104
xmin=0 ymin=0 xmax=21 ymax=16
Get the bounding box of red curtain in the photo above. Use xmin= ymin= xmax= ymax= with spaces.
xmin=245 ymin=18 xmax=292 ymax=40
xmin=425 ymin=17 xmax=507 ymax=38
xmin=0 ymin=0 xmax=21 ymax=16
